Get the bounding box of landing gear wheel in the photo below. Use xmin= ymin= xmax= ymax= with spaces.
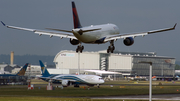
xmin=74 ymin=84 xmax=79 ymax=87
xmin=80 ymin=46 xmax=84 ymax=53
xmin=112 ymin=45 xmax=115 ymax=50
xmin=76 ymin=45 xmax=84 ymax=53
xmin=111 ymin=49 xmax=114 ymax=53
xmin=81 ymin=46 xmax=84 ymax=50
xmin=76 ymin=49 xmax=78 ymax=53
xmin=97 ymin=84 xmax=100 ymax=88
xmin=107 ymin=46 xmax=115 ymax=53
xmin=80 ymin=49 xmax=83 ymax=53
xmin=107 ymin=49 xmax=110 ymax=53
xmin=107 ymin=41 xmax=115 ymax=53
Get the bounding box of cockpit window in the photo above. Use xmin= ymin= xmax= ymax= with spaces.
xmin=99 ymin=78 xmax=103 ymax=80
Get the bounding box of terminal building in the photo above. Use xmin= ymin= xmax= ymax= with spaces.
xmin=53 ymin=50 xmax=175 ymax=79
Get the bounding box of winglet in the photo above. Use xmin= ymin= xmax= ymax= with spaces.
xmin=1 ymin=21 xmax=6 ymax=26
xmin=173 ymin=23 xmax=177 ymax=29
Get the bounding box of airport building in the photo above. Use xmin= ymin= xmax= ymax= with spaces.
xmin=53 ymin=50 xmax=175 ymax=78
xmin=0 ymin=50 xmax=176 ymax=81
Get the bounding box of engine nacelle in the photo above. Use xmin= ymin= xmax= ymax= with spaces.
xmin=123 ymin=37 xmax=134 ymax=46
xmin=70 ymin=39 xmax=80 ymax=45
xmin=62 ymin=80 xmax=70 ymax=87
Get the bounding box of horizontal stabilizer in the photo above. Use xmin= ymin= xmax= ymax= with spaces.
xmin=82 ymin=28 xmax=101 ymax=33
xmin=45 ymin=28 xmax=72 ymax=33
xmin=1 ymin=21 xmax=6 ymax=26
xmin=46 ymin=28 xmax=101 ymax=33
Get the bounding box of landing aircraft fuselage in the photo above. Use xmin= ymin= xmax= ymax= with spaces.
xmin=72 ymin=24 xmax=120 ymax=44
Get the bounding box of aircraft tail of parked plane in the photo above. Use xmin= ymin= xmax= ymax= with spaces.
xmin=0 ymin=63 xmax=29 ymax=85
xmin=39 ymin=60 xmax=51 ymax=77
xmin=1 ymin=1 xmax=177 ymax=53
xmin=16 ymin=63 xmax=29 ymax=76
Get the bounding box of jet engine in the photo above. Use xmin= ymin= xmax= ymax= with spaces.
xmin=70 ymin=39 xmax=80 ymax=45
xmin=62 ymin=80 xmax=71 ymax=87
xmin=123 ymin=37 xmax=134 ymax=46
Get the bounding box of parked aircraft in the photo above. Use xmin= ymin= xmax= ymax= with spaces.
xmin=39 ymin=60 xmax=104 ymax=87
xmin=84 ymin=70 xmax=121 ymax=76
xmin=1 ymin=1 xmax=176 ymax=53
xmin=0 ymin=63 xmax=29 ymax=76
xmin=0 ymin=63 xmax=29 ymax=84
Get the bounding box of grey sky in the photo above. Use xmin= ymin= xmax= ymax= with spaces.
xmin=0 ymin=0 xmax=180 ymax=61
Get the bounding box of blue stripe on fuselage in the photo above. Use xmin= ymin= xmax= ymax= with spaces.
xmin=94 ymin=37 xmax=106 ymax=44
xmin=57 ymin=76 xmax=88 ymax=84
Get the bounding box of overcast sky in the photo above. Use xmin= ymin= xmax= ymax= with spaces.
xmin=0 ymin=0 xmax=180 ymax=61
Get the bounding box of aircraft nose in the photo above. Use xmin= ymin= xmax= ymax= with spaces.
xmin=101 ymin=79 xmax=105 ymax=83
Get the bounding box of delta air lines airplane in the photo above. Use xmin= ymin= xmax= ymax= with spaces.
xmin=1 ymin=1 xmax=176 ymax=53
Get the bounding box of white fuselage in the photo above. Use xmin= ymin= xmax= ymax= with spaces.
xmin=52 ymin=74 xmax=104 ymax=84
xmin=72 ymin=24 xmax=120 ymax=43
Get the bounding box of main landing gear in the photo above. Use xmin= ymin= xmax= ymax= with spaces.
xmin=107 ymin=40 xmax=115 ymax=53
xmin=76 ymin=43 xmax=84 ymax=53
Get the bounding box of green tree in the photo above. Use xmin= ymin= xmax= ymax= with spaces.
xmin=175 ymin=64 xmax=180 ymax=70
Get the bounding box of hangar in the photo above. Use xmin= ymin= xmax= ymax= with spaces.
xmin=53 ymin=50 xmax=175 ymax=78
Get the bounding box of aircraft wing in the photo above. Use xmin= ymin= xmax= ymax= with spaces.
xmin=1 ymin=21 xmax=76 ymax=39
xmin=104 ymin=23 xmax=177 ymax=42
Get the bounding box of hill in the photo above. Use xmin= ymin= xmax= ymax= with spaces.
xmin=0 ymin=54 xmax=55 ymax=66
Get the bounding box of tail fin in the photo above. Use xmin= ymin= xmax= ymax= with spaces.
xmin=16 ymin=63 xmax=28 ymax=76
xmin=39 ymin=60 xmax=51 ymax=76
xmin=72 ymin=1 xmax=82 ymax=28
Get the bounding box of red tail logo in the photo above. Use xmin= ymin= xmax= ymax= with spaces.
xmin=72 ymin=1 xmax=82 ymax=28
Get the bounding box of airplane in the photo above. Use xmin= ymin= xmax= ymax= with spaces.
xmin=39 ymin=60 xmax=104 ymax=87
xmin=0 ymin=63 xmax=29 ymax=76
xmin=84 ymin=70 xmax=121 ymax=76
xmin=1 ymin=1 xmax=177 ymax=53
xmin=0 ymin=63 xmax=29 ymax=84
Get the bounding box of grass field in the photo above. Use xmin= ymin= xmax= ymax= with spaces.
xmin=0 ymin=80 xmax=180 ymax=101
xmin=0 ymin=85 xmax=180 ymax=96
xmin=0 ymin=97 xmax=174 ymax=101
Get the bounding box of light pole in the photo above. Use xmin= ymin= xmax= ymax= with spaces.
xmin=139 ymin=61 xmax=152 ymax=101
xmin=114 ymin=63 xmax=116 ymax=80
xmin=78 ymin=51 xmax=80 ymax=75
xmin=61 ymin=62 xmax=63 ymax=74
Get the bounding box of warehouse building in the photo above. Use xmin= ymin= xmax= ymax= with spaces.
xmin=53 ymin=50 xmax=175 ymax=78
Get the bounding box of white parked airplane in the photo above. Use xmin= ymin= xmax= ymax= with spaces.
xmin=1 ymin=1 xmax=176 ymax=53
xmin=84 ymin=70 xmax=121 ymax=76
xmin=39 ymin=60 xmax=104 ymax=87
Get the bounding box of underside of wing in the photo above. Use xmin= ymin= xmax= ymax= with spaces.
xmin=1 ymin=21 xmax=77 ymax=39
xmin=34 ymin=30 xmax=76 ymax=39
xmin=104 ymin=23 xmax=177 ymax=42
